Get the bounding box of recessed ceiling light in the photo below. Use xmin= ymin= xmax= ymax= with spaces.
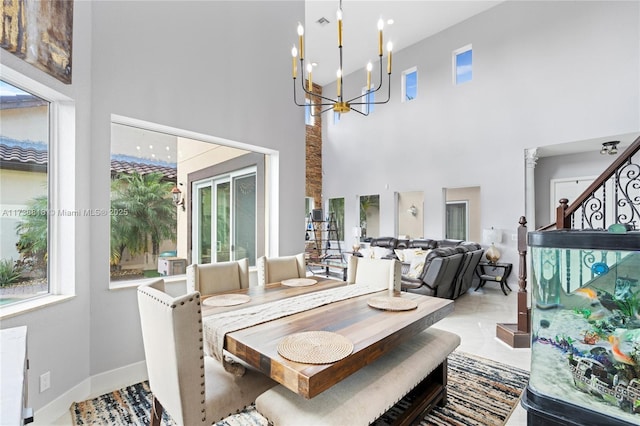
xmin=149 ymin=144 xmax=153 ymax=149
xmin=311 ymin=62 xmax=318 ymax=67
xmin=387 ymin=19 xmax=394 ymax=25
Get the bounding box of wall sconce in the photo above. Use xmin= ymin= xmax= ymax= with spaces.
xmin=407 ymin=205 xmax=418 ymax=217
xmin=482 ymin=227 xmax=502 ymax=263
xmin=600 ymin=140 xmax=619 ymax=155
xmin=171 ymin=183 xmax=185 ymax=211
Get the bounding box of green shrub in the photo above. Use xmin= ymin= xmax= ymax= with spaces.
xmin=0 ymin=259 xmax=23 ymax=287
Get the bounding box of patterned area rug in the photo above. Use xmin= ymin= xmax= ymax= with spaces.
xmin=71 ymin=351 xmax=528 ymax=426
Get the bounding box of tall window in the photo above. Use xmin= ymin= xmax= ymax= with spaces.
xmin=402 ymin=67 xmax=418 ymax=102
xmin=0 ymin=80 xmax=50 ymax=306
xmin=361 ymin=87 xmax=375 ymax=114
xmin=327 ymin=198 xmax=345 ymax=241
xmin=454 ymin=45 xmax=473 ymax=85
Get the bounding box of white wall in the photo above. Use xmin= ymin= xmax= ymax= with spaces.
xmin=88 ymin=0 xmax=305 ymax=377
xmin=0 ymin=0 xmax=93 ymax=412
xmin=0 ymin=0 xmax=305 ymax=415
xmin=322 ymin=1 xmax=640 ymax=267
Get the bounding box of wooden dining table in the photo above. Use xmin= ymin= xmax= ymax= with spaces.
xmin=202 ymin=279 xmax=454 ymax=399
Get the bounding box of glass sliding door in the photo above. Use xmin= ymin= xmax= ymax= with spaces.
xmin=215 ymin=179 xmax=231 ymax=262
xmin=193 ymin=167 xmax=257 ymax=265
xmin=233 ymin=173 xmax=256 ymax=265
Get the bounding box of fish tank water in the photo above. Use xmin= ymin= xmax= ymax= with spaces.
xmin=522 ymin=230 xmax=640 ymax=425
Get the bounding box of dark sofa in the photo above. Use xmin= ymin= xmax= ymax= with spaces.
xmin=355 ymin=237 xmax=484 ymax=299
xmin=398 ymin=240 xmax=483 ymax=299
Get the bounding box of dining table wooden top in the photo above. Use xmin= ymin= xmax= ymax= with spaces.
xmin=202 ymin=279 xmax=454 ymax=399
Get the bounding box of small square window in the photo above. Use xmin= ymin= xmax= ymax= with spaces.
xmin=401 ymin=67 xmax=418 ymax=102
xmin=361 ymin=87 xmax=375 ymax=114
xmin=333 ymin=110 xmax=341 ymax=125
xmin=454 ymin=45 xmax=472 ymax=85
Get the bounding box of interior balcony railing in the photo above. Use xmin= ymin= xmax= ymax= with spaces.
xmin=497 ymin=134 xmax=640 ymax=348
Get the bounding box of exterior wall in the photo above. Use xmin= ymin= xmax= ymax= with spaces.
xmin=322 ymin=1 xmax=640 ymax=267
xmin=0 ymin=169 xmax=47 ymax=259
xmin=0 ymin=105 xmax=48 ymax=141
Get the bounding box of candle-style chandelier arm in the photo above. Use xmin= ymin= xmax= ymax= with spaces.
xmin=345 ymin=56 xmax=391 ymax=106
xmin=295 ymin=58 xmax=339 ymax=105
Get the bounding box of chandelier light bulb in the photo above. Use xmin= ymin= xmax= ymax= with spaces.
xmin=307 ymin=64 xmax=313 ymax=73
xmin=386 ymin=41 xmax=393 ymax=74
xmin=377 ymin=18 xmax=384 ymax=31
xmin=291 ymin=45 xmax=297 ymax=58
xmin=367 ymin=62 xmax=373 ymax=72
xmin=387 ymin=41 xmax=393 ymax=52
xmin=297 ymin=23 xmax=304 ymax=36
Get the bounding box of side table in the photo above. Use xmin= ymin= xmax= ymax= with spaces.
xmin=475 ymin=262 xmax=513 ymax=295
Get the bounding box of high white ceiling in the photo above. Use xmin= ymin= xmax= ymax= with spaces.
xmin=303 ymin=0 xmax=504 ymax=85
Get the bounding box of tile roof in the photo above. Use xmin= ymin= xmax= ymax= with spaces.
xmin=0 ymin=139 xmax=176 ymax=180
xmin=110 ymin=159 xmax=177 ymax=180
xmin=0 ymin=142 xmax=48 ymax=165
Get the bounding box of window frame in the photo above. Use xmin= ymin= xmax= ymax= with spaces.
xmin=361 ymin=86 xmax=375 ymax=114
xmin=401 ymin=67 xmax=418 ymax=103
xmin=0 ymin=64 xmax=76 ymax=319
xmin=453 ymin=44 xmax=473 ymax=85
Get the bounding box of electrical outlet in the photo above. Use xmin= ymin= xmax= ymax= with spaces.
xmin=40 ymin=371 xmax=50 ymax=392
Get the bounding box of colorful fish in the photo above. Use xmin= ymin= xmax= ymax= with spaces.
xmin=609 ymin=335 xmax=636 ymax=365
xmin=575 ymin=287 xmax=598 ymax=301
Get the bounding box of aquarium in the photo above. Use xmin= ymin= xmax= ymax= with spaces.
xmin=522 ymin=230 xmax=640 ymax=425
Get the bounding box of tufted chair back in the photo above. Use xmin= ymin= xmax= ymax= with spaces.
xmin=346 ymin=256 xmax=401 ymax=291
xmin=186 ymin=258 xmax=250 ymax=296
xmin=256 ymin=253 xmax=306 ymax=286
xmin=137 ymin=279 xmax=275 ymax=426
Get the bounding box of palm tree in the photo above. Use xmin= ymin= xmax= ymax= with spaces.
xmin=110 ymin=172 xmax=176 ymax=264
xmin=15 ymin=195 xmax=48 ymax=276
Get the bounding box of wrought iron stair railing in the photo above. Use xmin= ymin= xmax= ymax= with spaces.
xmin=498 ymin=134 xmax=640 ymax=349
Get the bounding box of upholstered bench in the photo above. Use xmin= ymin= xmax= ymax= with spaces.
xmin=255 ymin=327 xmax=460 ymax=426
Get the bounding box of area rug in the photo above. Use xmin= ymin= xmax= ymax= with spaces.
xmin=71 ymin=351 xmax=529 ymax=426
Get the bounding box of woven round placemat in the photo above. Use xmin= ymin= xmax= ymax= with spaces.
xmin=277 ymin=331 xmax=353 ymax=364
xmin=367 ymin=296 xmax=418 ymax=311
xmin=281 ymin=278 xmax=317 ymax=287
xmin=203 ymin=294 xmax=251 ymax=307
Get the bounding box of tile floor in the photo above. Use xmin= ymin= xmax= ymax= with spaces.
xmin=50 ymin=281 xmax=531 ymax=426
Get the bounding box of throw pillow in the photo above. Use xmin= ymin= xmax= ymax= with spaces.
xmin=372 ymin=246 xmax=393 ymax=259
xmin=394 ymin=249 xmax=405 ymax=262
xmin=359 ymin=248 xmax=374 ymax=259
xmin=401 ymin=248 xmax=422 ymax=264
xmin=406 ymin=250 xmax=430 ymax=279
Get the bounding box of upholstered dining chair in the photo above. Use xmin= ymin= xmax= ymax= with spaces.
xmin=137 ymin=279 xmax=275 ymax=426
xmin=186 ymin=258 xmax=250 ymax=296
xmin=256 ymin=253 xmax=306 ymax=286
xmin=346 ymin=256 xmax=401 ymax=291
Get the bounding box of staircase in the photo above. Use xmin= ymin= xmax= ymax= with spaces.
xmin=497 ymin=135 xmax=640 ymax=348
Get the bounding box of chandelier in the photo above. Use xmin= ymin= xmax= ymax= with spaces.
xmin=291 ymin=0 xmax=392 ymax=116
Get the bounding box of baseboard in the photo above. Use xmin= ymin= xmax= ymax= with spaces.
xmin=32 ymin=361 xmax=148 ymax=425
